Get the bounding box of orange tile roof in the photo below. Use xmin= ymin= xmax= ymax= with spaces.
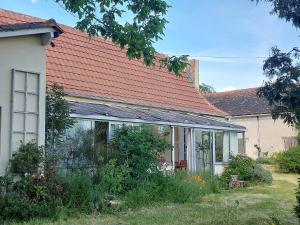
xmin=0 ymin=8 xmax=225 ymax=116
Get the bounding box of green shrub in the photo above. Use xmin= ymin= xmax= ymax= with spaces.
xmin=220 ymin=155 xmax=255 ymax=185
xmin=109 ymin=125 xmax=171 ymax=189
xmin=296 ymin=178 xmax=300 ymax=219
xmin=10 ymin=142 xmax=43 ymax=176
xmin=256 ymin=156 xmax=273 ymax=165
xmin=94 ymin=159 xmax=131 ymax=196
xmin=252 ymin=164 xmax=273 ymax=184
xmin=273 ymin=147 xmax=300 ymax=173
xmin=220 ymin=155 xmax=273 ymax=187
xmin=0 ymin=191 xmax=61 ymax=222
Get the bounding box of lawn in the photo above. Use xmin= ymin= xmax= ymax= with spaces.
xmin=14 ymin=169 xmax=299 ymax=225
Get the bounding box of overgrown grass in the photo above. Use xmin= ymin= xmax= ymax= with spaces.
xmin=123 ymin=171 xmax=220 ymax=208
xmin=12 ymin=169 xmax=299 ymax=225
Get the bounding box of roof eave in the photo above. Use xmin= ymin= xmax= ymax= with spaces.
xmin=0 ymin=19 xmax=63 ymax=44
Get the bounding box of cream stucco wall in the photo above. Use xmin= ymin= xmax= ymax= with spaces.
xmin=0 ymin=35 xmax=47 ymax=174
xmin=231 ymin=115 xmax=297 ymax=158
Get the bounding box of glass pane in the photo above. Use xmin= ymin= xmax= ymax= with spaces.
xmin=215 ymin=132 xmax=224 ymax=163
xmin=237 ymin=132 xmax=245 ymax=154
xmin=195 ymin=130 xmax=212 ymax=172
xmin=223 ymin=132 xmax=230 ymax=162
xmin=26 ymin=114 xmax=38 ymax=133
xmin=230 ymin=132 xmax=239 ymax=156
xmin=144 ymin=125 xmax=171 ymax=164
xmin=12 ymin=133 xmax=24 ymax=153
xmin=56 ymin=119 xmax=95 ymax=169
xmin=94 ymin=121 xmax=109 ymax=163
xmin=14 ymin=71 xmax=26 ymax=91
xmin=214 ymin=132 xmax=231 ymax=163
xmin=14 ymin=92 xmax=25 ymax=111
xmin=174 ymin=127 xmax=185 ymax=162
xmin=27 ymin=73 xmax=39 ymax=93
xmin=109 ymin=123 xmax=120 ymax=138
xmin=27 ymin=94 xmax=38 ymax=113
xmin=25 ymin=133 xmax=37 ymax=143
xmin=13 ymin=113 xmax=24 ymax=132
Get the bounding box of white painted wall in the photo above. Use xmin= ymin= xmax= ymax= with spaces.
xmin=214 ymin=164 xmax=225 ymax=175
xmin=0 ymin=35 xmax=47 ymax=174
xmin=232 ymin=115 xmax=297 ymax=158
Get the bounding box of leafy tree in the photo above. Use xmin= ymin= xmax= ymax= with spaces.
xmin=199 ymin=83 xmax=216 ymax=94
xmin=55 ymin=0 xmax=188 ymax=76
xmin=46 ymin=83 xmax=75 ymax=153
xmin=251 ymin=1 xmax=300 ymax=127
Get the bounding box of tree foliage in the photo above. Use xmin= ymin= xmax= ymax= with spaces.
xmin=253 ymin=0 xmax=300 ymax=27
xmin=199 ymin=83 xmax=216 ymax=94
xmin=257 ymin=47 xmax=300 ymax=126
xmin=54 ymin=0 xmax=188 ymax=76
xmin=252 ymin=0 xmax=300 ymax=127
xmin=46 ymin=83 xmax=75 ymax=153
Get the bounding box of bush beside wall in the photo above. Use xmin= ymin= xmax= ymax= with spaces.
xmin=220 ymin=155 xmax=273 ymax=187
xmin=255 ymin=156 xmax=273 ymax=165
xmin=273 ymin=146 xmax=300 ymax=173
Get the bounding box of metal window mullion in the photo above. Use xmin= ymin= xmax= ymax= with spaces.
xmin=37 ymin=73 xmax=40 ymax=142
xmin=10 ymin=70 xmax=15 ymax=157
xmin=23 ymin=72 xmax=28 ymax=143
xmin=13 ymin=111 xmax=38 ymax=115
xmin=13 ymin=131 xmax=37 ymax=134
xmin=171 ymin=126 xmax=175 ymax=170
xmin=212 ymin=131 xmax=216 ymax=175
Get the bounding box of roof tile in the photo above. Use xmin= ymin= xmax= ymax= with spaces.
xmin=205 ymin=88 xmax=272 ymax=116
xmin=0 ymin=8 xmax=225 ymax=116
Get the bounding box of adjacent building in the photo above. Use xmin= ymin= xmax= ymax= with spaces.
xmin=205 ymin=88 xmax=298 ymax=159
xmin=0 ymin=9 xmax=245 ymax=175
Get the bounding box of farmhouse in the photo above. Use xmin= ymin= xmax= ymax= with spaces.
xmin=0 ymin=9 xmax=245 ymax=175
xmin=205 ymin=88 xmax=298 ymax=158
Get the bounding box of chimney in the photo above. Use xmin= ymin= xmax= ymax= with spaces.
xmin=188 ymin=59 xmax=199 ymax=90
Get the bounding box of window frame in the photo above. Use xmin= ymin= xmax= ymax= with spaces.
xmin=10 ymin=69 xmax=40 ymax=156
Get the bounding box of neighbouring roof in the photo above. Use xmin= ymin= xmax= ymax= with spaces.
xmin=0 ymin=9 xmax=225 ymax=117
xmin=0 ymin=19 xmax=63 ymax=35
xmin=205 ymin=88 xmax=272 ymax=116
xmin=70 ymin=101 xmax=245 ymax=131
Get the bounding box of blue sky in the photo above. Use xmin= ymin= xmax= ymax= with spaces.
xmin=1 ymin=0 xmax=299 ymax=91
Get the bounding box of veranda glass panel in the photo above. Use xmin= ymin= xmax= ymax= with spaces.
xmin=194 ymin=130 xmax=213 ymax=172
xmin=145 ymin=125 xmax=171 ymax=165
xmin=215 ymin=131 xmax=230 ymax=163
xmin=57 ymin=119 xmax=109 ymax=169
xmin=237 ymin=132 xmax=245 ymax=154
xmin=229 ymin=132 xmax=239 ymax=156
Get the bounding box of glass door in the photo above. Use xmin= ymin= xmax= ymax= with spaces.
xmin=194 ymin=129 xmax=213 ymax=172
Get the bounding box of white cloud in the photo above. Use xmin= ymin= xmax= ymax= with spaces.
xmin=218 ymin=86 xmax=237 ymax=92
